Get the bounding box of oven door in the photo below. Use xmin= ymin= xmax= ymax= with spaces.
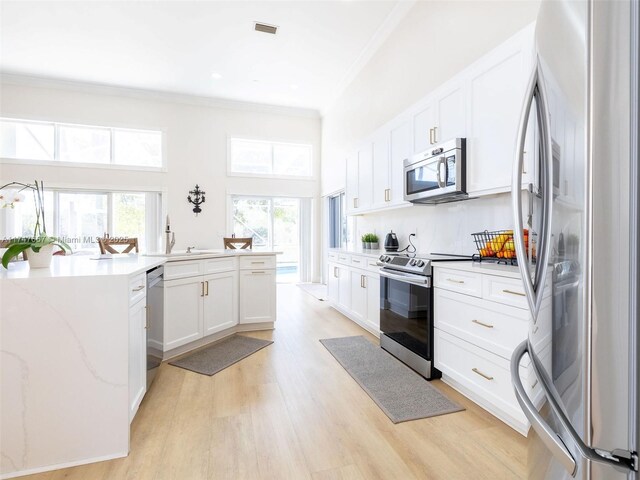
xmin=379 ymin=270 xmax=433 ymax=360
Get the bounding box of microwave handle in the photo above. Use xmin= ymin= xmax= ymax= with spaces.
xmin=436 ymin=157 xmax=446 ymax=188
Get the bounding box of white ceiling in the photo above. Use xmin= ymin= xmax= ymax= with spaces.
xmin=0 ymin=1 xmax=412 ymax=112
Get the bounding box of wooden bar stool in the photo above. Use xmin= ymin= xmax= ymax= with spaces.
xmin=98 ymin=235 xmax=139 ymax=254
xmin=223 ymin=236 xmax=253 ymax=250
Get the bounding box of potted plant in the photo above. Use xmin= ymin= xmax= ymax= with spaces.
xmin=369 ymin=233 xmax=379 ymax=250
xmin=1 ymin=180 xmax=72 ymax=269
xmin=361 ymin=234 xmax=369 ymax=249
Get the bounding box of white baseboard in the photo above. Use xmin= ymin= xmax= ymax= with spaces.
xmin=1 ymin=452 xmax=128 ymax=479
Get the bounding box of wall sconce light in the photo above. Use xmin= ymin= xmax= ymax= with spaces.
xmin=187 ymin=184 xmax=206 ymax=215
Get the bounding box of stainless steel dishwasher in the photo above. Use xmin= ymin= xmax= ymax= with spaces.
xmin=146 ymin=266 xmax=164 ymax=388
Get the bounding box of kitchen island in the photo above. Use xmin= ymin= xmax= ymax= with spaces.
xmin=0 ymin=251 xmax=278 ymax=479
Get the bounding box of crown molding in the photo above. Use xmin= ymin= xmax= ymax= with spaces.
xmin=320 ymin=0 xmax=416 ymax=116
xmin=0 ymin=73 xmax=321 ymax=119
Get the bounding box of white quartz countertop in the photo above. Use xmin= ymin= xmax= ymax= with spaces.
xmin=0 ymin=254 xmax=167 ymax=280
xmin=146 ymin=249 xmax=281 ymax=262
xmin=432 ymin=260 xmax=522 ymax=279
xmin=328 ymin=247 xmax=388 ymax=259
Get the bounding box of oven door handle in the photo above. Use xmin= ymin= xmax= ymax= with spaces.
xmin=379 ymin=269 xmax=431 ymax=287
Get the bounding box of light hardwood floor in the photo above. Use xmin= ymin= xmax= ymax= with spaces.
xmin=24 ymin=284 xmax=527 ymax=480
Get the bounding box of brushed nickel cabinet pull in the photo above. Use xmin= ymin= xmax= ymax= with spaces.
xmin=251 ymin=261 xmax=265 ymax=264
xmin=447 ymin=278 xmax=465 ymax=284
xmin=352 ymin=259 xmax=361 ymax=263
xmin=503 ymin=289 xmax=526 ymax=297
xmin=361 ymin=275 xmax=364 ymax=288
xmin=132 ymin=285 xmax=145 ymax=292
xmin=433 ymin=126 xmax=438 ymax=143
xmin=251 ymin=271 xmax=266 ymax=274
xmin=429 ymin=128 xmax=434 ymax=145
xmin=472 ymin=368 xmax=494 ymax=381
xmin=472 ymin=319 xmax=494 ymax=329
xmin=205 ymin=280 xmax=209 ymax=296
xmin=531 ymin=379 xmax=539 ymax=389
xmin=200 ymin=282 xmax=205 ymax=297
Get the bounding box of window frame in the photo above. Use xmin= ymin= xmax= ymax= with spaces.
xmin=0 ymin=116 xmax=167 ymax=172
xmin=226 ymin=135 xmax=314 ymax=180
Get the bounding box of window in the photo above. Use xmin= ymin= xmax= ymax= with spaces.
xmin=231 ymin=196 xmax=307 ymax=282
xmin=0 ymin=118 xmax=163 ymax=169
xmin=229 ymin=138 xmax=312 ymax=177
xmin=0 ymin=188 xmax=161 ymax=253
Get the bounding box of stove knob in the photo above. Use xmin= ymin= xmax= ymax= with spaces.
xmin=379 ymin=255 xmax=385 ymax=262
xmin=386 ymin=256 xmax=392 ymax=262
xmin=417 ymin=260 xmax=425 ymax=267
xmin=409 ymin=259 xmax=416 ymax=266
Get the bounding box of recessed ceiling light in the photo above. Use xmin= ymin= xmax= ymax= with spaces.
xmin=211 ymin=73 xmax=222 ymax=80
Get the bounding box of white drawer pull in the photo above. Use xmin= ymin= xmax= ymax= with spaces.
xmin=472 ymin=368 xmax=494 ymax=381
xmin=132 ymin=285 xmax=145 ymax=292
xmin=502 ymin=289 xmax=526 ymax=297
xmin=447 ymin=278 xmax=465 ymax=284
xmin=472 ymin=319 xmax=494 ymax=329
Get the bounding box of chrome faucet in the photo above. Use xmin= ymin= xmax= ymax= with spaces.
xmin=165 ymin=215 xmax=175 ymax=254
xmin=186 ymin=246 xmax=196 ymax=254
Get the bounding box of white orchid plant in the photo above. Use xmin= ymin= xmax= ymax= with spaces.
xmin=1 ymin=180 xmax=72 ymax=268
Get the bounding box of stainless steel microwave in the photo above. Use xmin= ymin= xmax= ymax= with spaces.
xmin=403 ymin=138 xmax=467 ymax=204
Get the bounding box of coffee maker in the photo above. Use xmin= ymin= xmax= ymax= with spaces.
xmin=384 ymin=230 xmax=399 ymax=252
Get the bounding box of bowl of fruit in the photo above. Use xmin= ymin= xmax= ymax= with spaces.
xmin=472 ymin=229 xmax=529 ymax=262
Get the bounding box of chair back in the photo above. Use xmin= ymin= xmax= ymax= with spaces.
xmin=223 ymin=236 xmax=253 ymax=250
xmin=98 ymin=236 xmax=139 ymax=254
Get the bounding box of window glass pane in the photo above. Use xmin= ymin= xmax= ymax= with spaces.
xmin=0 ymin=120 xmax=54 ymax=160
xmin=0 ymin=189 xmax=53 ymax=239
xmin=229 ymin=139 xmax=272 ymax=174
xmin=112 ymin=193 xmax=146 ymax=251
xmin=59 ymin=125 xmax=110 ymax=164
xmin=114 ymin=129 xmax=162 ymax=167
xmin=273 ymin=198 xmax=299 ymax=281
xmin=58 ymin=192 xmax=108 ymax=249
xmin=273 ymin=143 xmax=312 ymax=176
xmin=231 ymin=198 xmax=270 ymax=249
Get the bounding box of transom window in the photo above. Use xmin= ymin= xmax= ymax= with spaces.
xmin=228 ymin=138 xmax=312 ymax=177
xmin=0 ymin=118 xmax=163 ymax=169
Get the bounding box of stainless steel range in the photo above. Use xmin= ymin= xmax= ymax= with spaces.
xmin=377 ymin=253 xmax=470 ymax=379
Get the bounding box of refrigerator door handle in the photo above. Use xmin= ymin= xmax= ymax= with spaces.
xmin=511 ymin=60 xmax=553 ymax=320
xmin=511 ymin=341 xmax=577 ymax=475
xmin=512 ymin=341 xmax=638 ymax=474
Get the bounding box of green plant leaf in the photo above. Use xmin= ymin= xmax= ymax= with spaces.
xmin=1 ymin=243 xmax=31 ymax=269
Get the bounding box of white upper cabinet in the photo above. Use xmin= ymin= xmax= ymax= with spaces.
xmin=466 ymin=25 xmax=535 ymax=196
xmin=341 ymin=23 xmax=535 ymax=215
xmin=371 ymin=128 xmax=390 ymax=209
xmin=389 ymin=117 xmax=412 ymax=205
xmin=345 ymin=151 xmax=359 ymax=214
xmin=413 ymin=101 xmax=436 ymax=154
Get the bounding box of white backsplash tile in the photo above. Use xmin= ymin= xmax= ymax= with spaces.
xmin=354 ymin=193 xmax=513 ymax=255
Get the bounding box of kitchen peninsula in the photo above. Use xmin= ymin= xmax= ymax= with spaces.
xmin=0 ymin=250 xmax=278 ymax=479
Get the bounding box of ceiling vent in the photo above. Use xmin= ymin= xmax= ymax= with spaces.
xmin=254 ymin=22 xmax=278 ymax=35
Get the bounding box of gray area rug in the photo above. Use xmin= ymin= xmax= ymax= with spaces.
xmin=297 ymin=282 xmax=327 ymax=301
xmin=169 ymin=335 xmax=273 ymax=376
xmin=320 ymin=336 xmax=463 ymax=423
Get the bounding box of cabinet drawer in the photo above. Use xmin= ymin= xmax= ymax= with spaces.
xmin=482 ymin=275 xmax=529 ymax=309
xmin=327 ymin=252 xmax=339 ymax=262
xmin=337 ymin=254 xmax=351 ymax=266
xmin=203 ymin=257 xmax=236 ymax=274
xmin=164 ymin=260 xmax=203 ymax=280
xmin=366 ymin=257 xmax=381 ymax=273
xmin=435 ymin=329 xmax=534 ymax=418
xmin=129 ymin=273 xmax=146 ymax=306
xmin=434 ymin=288 xmax=528 ymax=360
xmin=239 ymin=255 xmax=276 ymax=270
xmin=350 ymin=255 xmax=367 ymax=269
xmin=433 ymin=267 xmax=482 ymax=297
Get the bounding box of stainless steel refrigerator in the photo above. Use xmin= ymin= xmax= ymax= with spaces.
xmin=509 ymin=0 xmax=639 ymax=478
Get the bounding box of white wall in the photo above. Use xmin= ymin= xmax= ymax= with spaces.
xmin=0 ymin=79 xmax=323 ymax=279
xmin=321 ymin=0 xmax=540 ymax=196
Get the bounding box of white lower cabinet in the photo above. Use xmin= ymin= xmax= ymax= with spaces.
xmin=204 ymin=270 xmax=238 ymax=334
xmin=239 ymin=269 xmax=276 ymax=324
xmin=327 ymin=256 xmax=380 ymax=336
xmin=128 ymin=297 xmax=146 ymax=422
xmin=433 ymin=264 xmax=549 ymax=435
xmin=164 ymin=276 xmax=204 ymax=350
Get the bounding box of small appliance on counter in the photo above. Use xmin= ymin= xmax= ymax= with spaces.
xmin=384 ymin=230 xmax=399 ymax=252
